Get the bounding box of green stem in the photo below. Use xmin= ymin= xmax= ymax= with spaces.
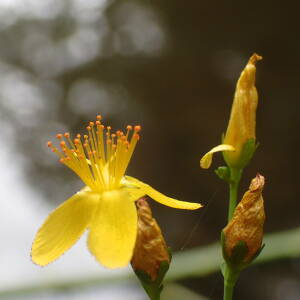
xmin=223 ymin=266 xmax=239 ymax=300
xmin=223 ymin=167 xmax=242 ymax=300
xmin=227 ymin=168 xmax=242 ymax=222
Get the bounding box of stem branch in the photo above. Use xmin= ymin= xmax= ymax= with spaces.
xmin=223 ymin=167 xmax=242 ymax=300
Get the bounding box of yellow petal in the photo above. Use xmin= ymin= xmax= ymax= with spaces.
xmin=31 ymin=187 xmax=99 ymax=266
xmin=87 ymin=189 xmax=137 ymax=268
xmin=200 ymin=144 xmax=235 ymax=169
xmin=125 ymin=176 xmax=202 ymax=210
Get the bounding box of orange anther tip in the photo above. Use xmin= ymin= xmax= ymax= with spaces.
xmin=96 ymin=115 xmax=102 ymax=120
xmin=134 ymin=125 xmax=141 ymax=132
xmin=56 ymin=134 xmax=63 ymax=139
xmin=76 ymin=134 xmax=81 ymax=138
xmin=107 ymin=139 xmax=112 ymax=144
xmin=66 ymin=157 xmax=71 ymax=161
xmin=59 ymin=158 xmax=64 ymax=163
xmin=74 ymin=139 xmax=80 ymax=144
xmin=47 ymin=141 xmax=52 ymax=147
xmin=126 ymin=125 xmax=132 ymax=130
xmin=89 ymin=122 xmax=94 ymax=126
xmin=111 ymin=134 xmax=116 ymax=138
xmin=100 ymin=125 xmax=104 ymax=129
xmin=60 ymin=141 xmax=66 ymax=146
xmin=96 ymin=121 xmax=101 ymax=125
xmin=84 ymin=135 xmax=88 ymax=139
xmin=83 ymin=143 xmax=88 ymax=148
xmin=64 ymin=132 xmax=70 ymax=138
xmin=107 ymin=126 xmax=111 ymax=130
xmin=86 ymin=126 xmax=91 ymax=131
xmin=133 ymin=133 xmax=140 ymax=140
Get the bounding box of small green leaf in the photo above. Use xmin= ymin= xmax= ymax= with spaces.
xmin=215 ymin=166 xmax=231 ymax=183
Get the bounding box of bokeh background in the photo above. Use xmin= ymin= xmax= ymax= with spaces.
xmin=0 ymin=0 xmax=299 ymax=299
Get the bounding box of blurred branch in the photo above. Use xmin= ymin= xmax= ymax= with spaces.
xmin=1 ymin=227 xmax=300 ymax=298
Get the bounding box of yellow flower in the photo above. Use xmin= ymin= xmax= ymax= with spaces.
xmin=31 ymin=115 xmax=202 ymax=269
xmin=200 ymin=54 xmax=262 ymax=169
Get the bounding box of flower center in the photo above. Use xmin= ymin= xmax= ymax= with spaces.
xmin=47 ymin=115 xmax=141 ymax=192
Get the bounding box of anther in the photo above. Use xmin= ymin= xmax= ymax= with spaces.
xmin=56 ymin=134 xmax=63 ymax=139
xmin=59 ymin=158 xmax=65 ymax=163
xmin=96 ymin=121 xmax=101 ymax=126
xmin=60 ymin=141 xmax=66 ymax=147
xmin=64 ymin=132 xmax=70 ymax=138
xmin=89 ymin=122 xmax=94 ymax=127
xmin=96 ymin=115 xmax=102 ymax=120
xmin=84 ymin=135 xmax=88 ymax=140
xmin=133 ymin=133 xmax=140 ymax=140
xmin=47 ymin=141 xmax=52 ymax=147
xmin=76 ymin=134 xmax=81 ymax=138
xmin=134 ymin=125 xmax=141 ymax=132
xmin=74 ymin=139 xmax=80 ymax=145
xmin=86 ymin=126 xmax=91 ymax=131
xmin=126 ymin=125 xmax=133 ymax=131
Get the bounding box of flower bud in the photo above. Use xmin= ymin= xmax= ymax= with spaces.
xmin=223 ymin=174 xmax=265 ymax=264
xmin=223 ymin=54 xmax=262 ymax=168
xmin=200 ymin=54 xmax=262 ymax=170
xmin=131 ymin=198 xmax=170 ymax=281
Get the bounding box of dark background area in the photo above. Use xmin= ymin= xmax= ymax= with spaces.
xmin=0 ymin=1 xmax=299 ymax=299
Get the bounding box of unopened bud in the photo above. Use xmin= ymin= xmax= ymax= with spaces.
xmin=223 ymin=54 xmax=262 ymax=168
xmin=131 ymin=198 xmax=170 ymax=281
xmin=223 ymin=174 xmax=265 ymax=264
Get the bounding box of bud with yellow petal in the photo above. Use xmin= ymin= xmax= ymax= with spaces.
xmin=200 ymin=54 xmax=262 ymax=170
xmin=131 ymin=198 xmax=171 ymax=299
xmin=223 ymin=54 xmax=262 ymax=168
xmin=222 ymin=174 xmax=265 ymax=266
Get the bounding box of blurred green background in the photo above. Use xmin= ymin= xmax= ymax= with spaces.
xmin=0 ymin=0 xmax=299 ymax=299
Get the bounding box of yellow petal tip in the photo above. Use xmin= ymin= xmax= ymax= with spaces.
xmin=200 ymin=153 xmax=212 ymax=169
xmin=200 ymin=144 xmax=235 ymax=169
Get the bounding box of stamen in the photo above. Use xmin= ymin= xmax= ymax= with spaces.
xmin=48 ymin=116 xmax=141 ymax=191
